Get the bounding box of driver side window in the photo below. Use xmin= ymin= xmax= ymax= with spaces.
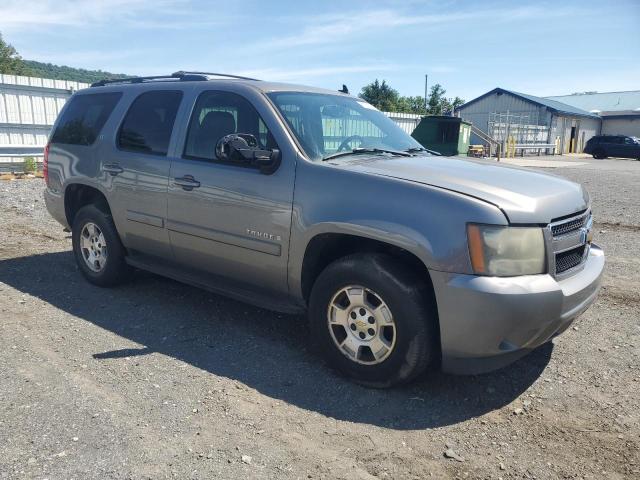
xmin=184 ymin=90 xmax=276 ymax=162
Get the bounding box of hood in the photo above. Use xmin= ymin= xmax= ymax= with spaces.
xmin=331 ymin=155 xmax=589 ymax=224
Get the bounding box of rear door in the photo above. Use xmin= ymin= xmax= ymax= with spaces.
xmin=606 ymin=136 xmax=625 ymax=157
xmin=597 ymin=136 xmax=614 ymax=157
xmin=101 ymin=89 xmax=184 ymax=259
xmin=166 ymin=88 xmax=296 ymax=296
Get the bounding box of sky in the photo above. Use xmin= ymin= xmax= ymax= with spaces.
xmin=1 ymin=0 xmax=639 ymax=102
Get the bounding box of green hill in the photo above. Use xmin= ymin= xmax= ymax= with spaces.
xmin=23 ymin=60 xmax=132 ymax=84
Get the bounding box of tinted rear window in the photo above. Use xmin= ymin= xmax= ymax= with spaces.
xmin=118 ymin=90 xmax=183 ymax=155
xmin=51 ymin=92 xmax=121 ymax=146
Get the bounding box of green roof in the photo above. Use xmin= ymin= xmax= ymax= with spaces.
xmin=545 ymin=91 xmax=640 ymax=114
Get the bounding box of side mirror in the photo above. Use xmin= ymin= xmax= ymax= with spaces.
xmin=215 ymin=133 xmax=281 ymax=174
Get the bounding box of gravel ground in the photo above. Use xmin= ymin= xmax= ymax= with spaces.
xmin=0 ymin=157 xmax=639 ymax=480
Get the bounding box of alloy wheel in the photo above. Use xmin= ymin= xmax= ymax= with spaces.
xmin=80 ymin=222 xmax=108 ymax=272
xmin=327 ymin=285 xmax=396 ymax=365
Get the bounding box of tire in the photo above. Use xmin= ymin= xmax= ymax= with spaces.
xmin=72 ymin=204 xmax=131 ymax=287
xmin=592 ymin=148 xmax=606 ymax=159
xmin=308 ymin=253 xmax=438 ymax=388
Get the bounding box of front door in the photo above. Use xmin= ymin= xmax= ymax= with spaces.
xmin=102 ymin=89 xmax=184 ymax=259
xmin=167 ymin=89 xmax=295 ymax=296
xmin=621 ymin=136 xmax=640 ymax=159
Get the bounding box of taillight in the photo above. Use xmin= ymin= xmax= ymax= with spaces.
xmin=43 ymin=142 xmax=50 ymax=185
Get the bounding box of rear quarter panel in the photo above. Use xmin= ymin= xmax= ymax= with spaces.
xmin=45 ymin=91 xmax=107 ymax=227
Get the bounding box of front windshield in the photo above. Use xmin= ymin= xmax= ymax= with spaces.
xmin=267 ymin=92 xmax=423 ymax=161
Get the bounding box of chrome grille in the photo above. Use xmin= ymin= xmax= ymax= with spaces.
xmin=555 ymin=245 xmax=586 ymax=274
xmin=551 ymin=212 xmax=588 ymax=236
xmin=549 ymin=210 xmax=592 ymax=277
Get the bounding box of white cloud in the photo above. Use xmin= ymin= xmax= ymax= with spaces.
xmin=0 ymin=0 xmax=219 ymax=30
xmin=255 ymin=5 xmax=565 ymax=51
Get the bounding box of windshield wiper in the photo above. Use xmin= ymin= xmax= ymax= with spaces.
xmin=322 ymin=147 xmax=412 ymax=161
xmin=405 ymin=147 xmax=442 ymax=156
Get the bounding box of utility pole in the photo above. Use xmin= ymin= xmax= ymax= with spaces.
xmin=424 ymin=74 xmax=428 ymax=114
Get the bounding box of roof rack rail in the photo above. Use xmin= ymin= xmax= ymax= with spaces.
xmin=172 ymin=71 xmax=260 ymax=81
xmin=91 ymin=71 xmax=259 ymax=87
xmin=90 ymin=72 xmax=209 ymax=87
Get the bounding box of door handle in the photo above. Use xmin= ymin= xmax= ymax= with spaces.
xmin=174 ymin=175 xmax=201 ymax=190
xmin=103 ymin=163 xmax=123 ymax=176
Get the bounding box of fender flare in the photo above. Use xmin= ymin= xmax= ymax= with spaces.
xmin=289 ymin=220 xmax=436 ymax=302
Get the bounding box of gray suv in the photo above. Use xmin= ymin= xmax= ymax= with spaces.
xmin=44 ymin=72 xmax=604 ymax=387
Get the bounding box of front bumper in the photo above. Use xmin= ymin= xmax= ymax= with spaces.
xmin=431 ymin=244 xmax=604 ymax=374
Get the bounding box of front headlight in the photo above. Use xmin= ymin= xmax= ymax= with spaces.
xmin=467 ymin=224 xmax=546 ymax=276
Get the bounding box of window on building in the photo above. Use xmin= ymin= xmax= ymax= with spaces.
xmin=118 ymin=91 xmax=183 ymax=155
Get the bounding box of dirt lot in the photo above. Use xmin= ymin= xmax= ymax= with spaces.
xmin=1 ymin=157 xmax=639 ymax=480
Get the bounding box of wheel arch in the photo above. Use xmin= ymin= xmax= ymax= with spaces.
xmin=300 ymin=230 xmax=443 ymax=374
xmin=64 ymin=182 xmax=112 ymax=227
xmin=298 ymin=225 xmax=436 ymax=305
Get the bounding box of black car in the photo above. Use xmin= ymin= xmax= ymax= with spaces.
xmin=584 ymin=135 xmax=640 ymax=160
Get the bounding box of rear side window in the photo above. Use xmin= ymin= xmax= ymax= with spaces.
xmin=118 ymin=91 xmax=183 ymax=155
xmin=51 ymin=92 xmax=121 ymax=146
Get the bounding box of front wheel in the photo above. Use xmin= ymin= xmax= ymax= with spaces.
xmin=308 ymin=254 xmax=438 ymax=388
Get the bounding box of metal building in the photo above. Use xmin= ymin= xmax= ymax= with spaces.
xmin=546 ymin=90 xmax=640 ymax=138
xmin=383 ymin=111 xmax=422 ymax=134
xmin=0 ymin=74 xmax=89 ymax=171
xmin=457 ymin=87 xmax=602 ymax=155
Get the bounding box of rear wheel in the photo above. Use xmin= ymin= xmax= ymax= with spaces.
xmin=592 ymin=148 xmax=606 ymax=159
xmin=72 ymin=204 xmax=131 ymax=287
xmin=309 ymin=253 xmax=437 ymax=388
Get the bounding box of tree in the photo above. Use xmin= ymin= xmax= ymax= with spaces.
xmin=24 ymin=60 xmax=130 ymax=83
xmin=397 ymin=95 xmax=428 ymax=115
xmin=0 ymin=32 xmax=32 ymax=75
xmin=360 ymin=79 xmax=464 ymax=116
xmin=425 ymin=84 xmax=465 ymax=115
xmin=451 ymin=96 xmax=465 ymax=112
xmin=427 ymin=84 xmax=447 ymax=115
xmin=359 ymin=80 xmax=400 ymax=112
